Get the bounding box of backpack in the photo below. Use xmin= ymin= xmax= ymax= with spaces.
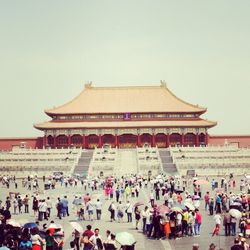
xmin=108 ymin=204 xmax=112 ymax=212
xmin=96 ymin=237 xmax=103 ymax=250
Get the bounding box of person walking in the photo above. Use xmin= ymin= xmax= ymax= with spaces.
xmin=134 ymin=206 xmax=141 ymax=230
xmin=95 ymin=199 xmax=102 ymax=220
xmin=125 ymin=201 xmax=133 ymax=223
xmin=204 ymin=192 xmax=210 ymax=211
xmin=223 ymin=210 xmax=231 ymax=236
xmin=23 ymin=195 xmax=29 ymax=213
xmin=108 ymin=201 xmax=116 ymax=222
xmin=212 ymin=212 xmax=222 ymax=236
xmin=117 ymin=201 xmax=124 ymax=223
xmin=194 ymin=209 xmax=202 ymax=236
xmin=209 ymin=198 xmax=214 ymax=216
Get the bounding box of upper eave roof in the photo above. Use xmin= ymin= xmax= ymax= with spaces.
xmin=45 ymin=82 xmax=207 ymax=115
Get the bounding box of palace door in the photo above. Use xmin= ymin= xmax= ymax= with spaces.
xmin=118 ymin=134 xmax=137 ymax=148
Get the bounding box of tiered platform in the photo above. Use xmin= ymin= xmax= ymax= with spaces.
xmin=136 ymin=146 xmax=162 ymax=175
xmin=170 ymin=145 xmax=250 ymax=176
xmin=0 ymin=148 xmax=82 ymax=177
xmin=88 ymin=146 xmax=118 ymax=177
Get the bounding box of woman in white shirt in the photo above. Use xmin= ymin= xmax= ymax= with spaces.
xmin=30 ymin=227 xmax=45 ymax=250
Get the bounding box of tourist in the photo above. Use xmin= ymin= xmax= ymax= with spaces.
xmin=23 ymin=195 xmax=29 ymax=213
xmin=95 ymin=199 xmax=102 ymax=220
xmin=212 ymin=212 xmax=222 ymax=236
xmin=141 ymin=206 xmax=148 ymax=233
xmin=115 ymin=187 xmax=120 ymax=203
xmin=46 ymin=197 xmax=52 ymax=218
xmin=134 ymin=206 xmax=141 ymax=230
xmin=86 ymin=199 xmax=94 ymax=221
xmin=209 ymin=198 xmax=214 ymax=216
xmin=89 ymin=228 xmax=103 ymax=250
xmin=149 ymin=191 xmax=155 ymax=207
xmin=117 ymin=201 xmax=124 ymax=223
xmin=61 ymin=196 xmax=69 ymax=217
xmin=56 ymin=198 xmax=63 ymax=220
xmin=19 ymin=236 xmax=32 ymax=249
xmin=32 ymin=197 xmax=39 ymax=217
xmin=81 ymin=225 xmax=94 ymax=250
xmin=194 ymin=209 xmax=202 ymax=236
xmin=13 ymin=197 xmax=18 ymax=215
xmin=204 ymin=191 xmax=210 ymax=211
xmin=231 ymin=216 xmax=237 ymax=236
xmin=38 ymin=199 xmax=47 ymax=221
xmin=209 ymin=243 xmax=216 ymax=250
xmin=125 ymin=201 xmax=133 ymax=223
xmin=108 ymin=201 xmax=115 ymax=222
xmin=187 ymin=211 xmax=195 ymax=236
xmin=223 ymin=210 xmax=231 ymax=236
xmin=72 ymin=229 xmax=80 ymax=250
xmin=103 ymin=233 xmax=117 ymax=250
xmin=30 ymin=227 xmax=45 ymax=250
xmin=231 ymin=238 xmax=244 ymax=250
xmin=17 ymin=196 xmax=23 ymax=214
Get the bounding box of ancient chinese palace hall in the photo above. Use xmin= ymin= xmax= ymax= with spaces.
xmin=34 ymin=82 xmax=217 ymax=149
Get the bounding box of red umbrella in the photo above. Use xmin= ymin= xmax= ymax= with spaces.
xmin=133 ymin=202 xmax=144 ymax=207
xmin=195 ymin=179 xmax=209 ymax=185
xmin=157 ymin=205 xmax=170 ymax=215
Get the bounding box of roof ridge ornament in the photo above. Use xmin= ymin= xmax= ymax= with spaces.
xmin=160 ymin=80 xmax=167 ymax=88
xmin=85 ymin=81 xmax=93 ymax=89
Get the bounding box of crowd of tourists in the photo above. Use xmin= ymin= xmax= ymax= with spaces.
xmin=0 ymin=173 xmax=250 ymax=249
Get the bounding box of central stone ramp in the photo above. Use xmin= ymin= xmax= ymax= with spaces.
xmin=159 ymin=149 xmax=178 ymax=175
xmin=116 ymin=149 xmax=138 ymax=176
xmin=73 ymin=150 xmax=93 ymax=178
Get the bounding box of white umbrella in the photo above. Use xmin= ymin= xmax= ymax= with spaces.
xmin=116 ymin=232 xmax=136 ymax=246
xmin=7 ymin=219 xmax=21 ymax=227
xmin=229 ymin=209 xmax=242 ymax=219
xmin=70 ymin=222 xmax=83 ymax=233
xmin=48 ymin=223 xmax=63 ymax=229
xmin=184 ymin=202 xmax=195 ymax=211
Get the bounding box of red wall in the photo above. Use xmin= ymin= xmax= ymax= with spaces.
xmin=209 ymin=135 xmax=250 ymax=148
xmin=1 ymin=135 xmax=250 ymax=150
xmin=0 ymin=137 xmax=43 ymax=150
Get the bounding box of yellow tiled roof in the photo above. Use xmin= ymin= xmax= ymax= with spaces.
xmin=45 ymin=83 xmax=206 ymax=115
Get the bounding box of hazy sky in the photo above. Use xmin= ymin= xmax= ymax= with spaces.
xmin=0 ymin=1 xmax=249 ymax=137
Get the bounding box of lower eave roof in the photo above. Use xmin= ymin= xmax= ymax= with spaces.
xmin=34 ymin=119 xmax=217 ymax=130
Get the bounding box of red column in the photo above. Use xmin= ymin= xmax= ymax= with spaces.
xmin=152 ymin=134 xmax=156 ymax=147
xmin=196 ymin=133 xmax=199 ymax=147
xmin=181 ymin=133 xmax=185 ymax=146
xmin=85 ymin=135 xmax=88 ymax=149
xmin=43 ymin=136 xmax=47 ymax=148
xmin=137 ymin=135 xmax=141 ymax=147
xmin=166 ymin=134 xmax=170 ymax=147
xmin=205 ymin=133 xmax=209 ymax=146
xmin=68 ymin=135 xmax=71 ymax=147
xmin=115 ymin=134 xmax=118 ymax=148
xmin=98 ymin=135 xmax=102 ymax=148
xmin=82 ymin=135 xmax=85 ymax=149
xmin=53 ymin=136 xmax=57 ymax=148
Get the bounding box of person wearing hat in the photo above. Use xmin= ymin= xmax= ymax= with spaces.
xmin=240 ymin=237 xmax=249 ymax=250
xmin=192 ymin=243 xmax=199 ymax=250
xmin=231 ymin=238 xmax=244 ymax=250
xmin=209 ymin=243 xmax=216 ymax=250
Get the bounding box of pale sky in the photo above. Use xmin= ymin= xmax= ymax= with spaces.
xmin=0 ymin=1 xmax=249 ymax=137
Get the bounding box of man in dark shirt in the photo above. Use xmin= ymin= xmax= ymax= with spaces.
xmin=231 ymin=238 xmax=244 ymax=250
xmin=82 ymin=225 xmax=94 ymax=249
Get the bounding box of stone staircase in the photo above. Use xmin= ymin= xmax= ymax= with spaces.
xmin=116 ymin=149 xmax=138 ymax=176
xmin=73 ymin=150 xmax=94 ymax=178
xmin=159 ymin=149 xmax=178 ymax=175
